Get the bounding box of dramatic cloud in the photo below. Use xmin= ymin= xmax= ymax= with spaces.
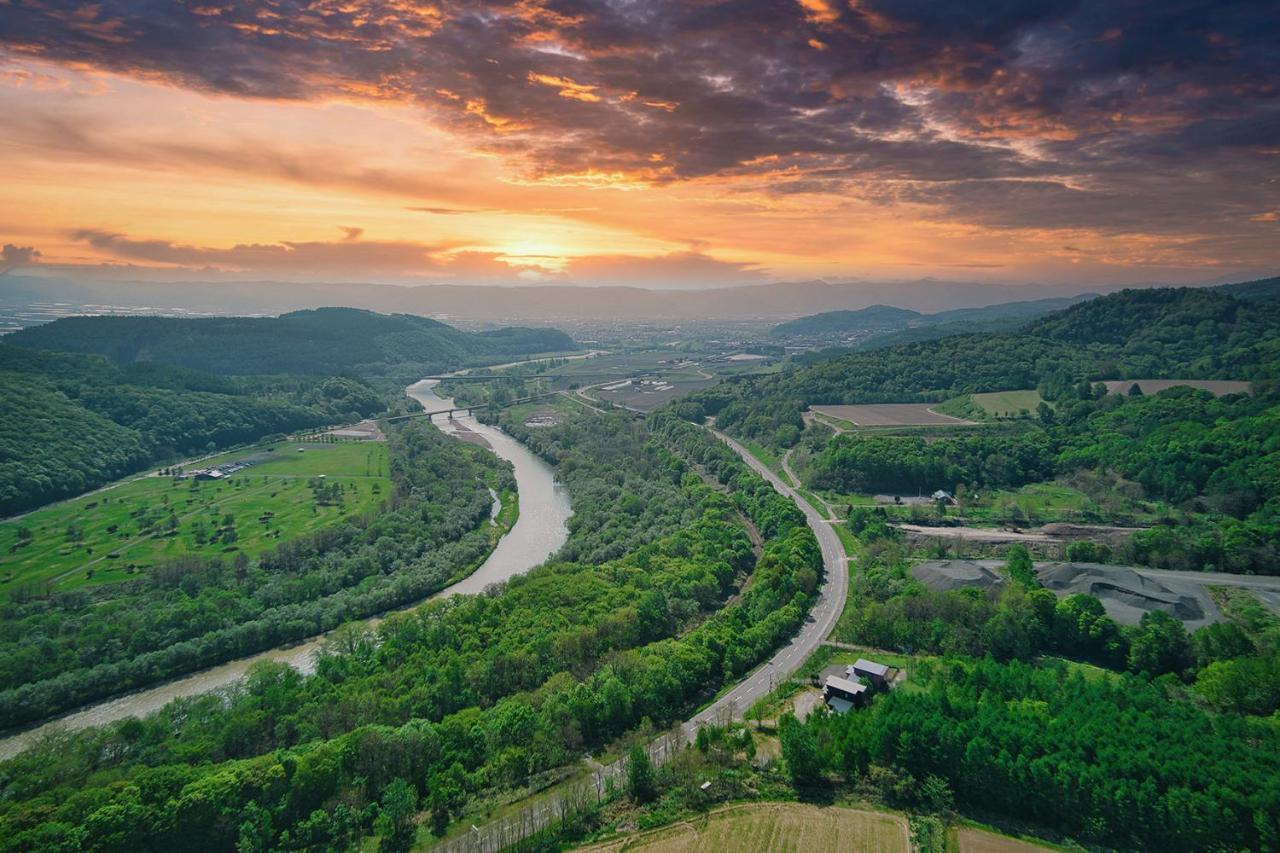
xmin=70 ymin=229 xmax=455 ymax=277
xmin=65 ymin=228 xmax=761 ymax=286
xmin=0 ymin=0 xmax=1276 ymax=282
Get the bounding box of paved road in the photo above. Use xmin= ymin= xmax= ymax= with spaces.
xmin=431 ymin=428 xmax=850 ymax=852
xmin=677 ymin=430 xmax=849 ymax=739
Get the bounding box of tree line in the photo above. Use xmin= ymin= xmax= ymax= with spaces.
xmin=0 ymin=419 xmax=509 ymax=727
xmin=0 ymin=405 xmax=822 ymax=851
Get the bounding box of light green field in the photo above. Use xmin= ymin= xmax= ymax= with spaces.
xmin=0 ymin=441 xmax=389 ymax=599
xmin=953 ymin=825 xmax=1062 ymax=852
xmin=971 ymin=390 xmax=1045 ymax=418
xmin=580 ymin=803 xmax=909 ymax=852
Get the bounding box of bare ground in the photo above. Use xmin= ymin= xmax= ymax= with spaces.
xmin=912 ymin=559 xmax=1280 ymax=630
xmin=809 ymin=403 xmax=976 ymax=427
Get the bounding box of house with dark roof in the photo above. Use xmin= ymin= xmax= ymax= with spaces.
xmin=822 ymin=675 xmax=868 ymax=713
xmin=849 ymin=658 xmax=893 ymax=690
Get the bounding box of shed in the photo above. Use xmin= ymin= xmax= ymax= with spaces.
xmin=849 ymin=658 xmax=892 ymax=689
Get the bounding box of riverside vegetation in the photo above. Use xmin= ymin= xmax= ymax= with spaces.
xmin=0 ymin=420 xmax=513 ymax=728
xmin=0 ymin=406 xmax=822 ymax=851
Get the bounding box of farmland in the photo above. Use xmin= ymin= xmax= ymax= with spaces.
xmin=809 ymin=403 xmax=975 ymax=427
xmin=444 ymin=348 xmax=779 ymax=414
xmin=954 ymin=826 xmax=1059 ymax=852
xmin=970 ymin=389 xmax=1046 ymax=417
xmin=0 ymin=441 xmax=389 ymax=600
xmin=581 ymin=803 xmax=909 ymax=852
xmin=1100 ymin=378 xmax=1251 ymax=396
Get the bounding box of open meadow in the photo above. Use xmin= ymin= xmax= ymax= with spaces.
xmin=0 ymin=441 xmax=389 ymax=599
xmin=580 ymin=803 xmax=909 ymax=852
xmin=970 ymin=389 xmax=1046 ymax=417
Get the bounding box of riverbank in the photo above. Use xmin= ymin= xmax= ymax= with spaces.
xmin=0 ymin=378 xmax=570 ymax=760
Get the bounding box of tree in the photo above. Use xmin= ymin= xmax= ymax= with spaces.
xmin=779 ymin=713 xmax=822 ymax=786
xmin=374 ymin=778 xmax=418 ymax=853
xmin=1126 ymin=610 xmax=1192 ymax=676
xmin=627 ymin=745 xmax=657 ymax=803
xmin=1005 ymin=544 xmax=1037 ymax=588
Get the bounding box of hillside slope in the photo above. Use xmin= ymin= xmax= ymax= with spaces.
xmin=6 ymin=308 xmax=577 ymax=378
xmin=770 ymin=305 xmax=920 ymax=337
xmin=0 ymin=345 xmax=384 ymax=515
xmin=678 ymin=284 xmax=1280 ymax=447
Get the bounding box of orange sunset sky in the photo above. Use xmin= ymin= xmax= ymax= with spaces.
xmin=0 ymin=0 xmax=1276 ymax=288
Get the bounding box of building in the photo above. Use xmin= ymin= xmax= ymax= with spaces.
xmin=849 ymin=658 xmax=892 ymax=690
xmin=822 ymin=675 xmax=868 ymax=713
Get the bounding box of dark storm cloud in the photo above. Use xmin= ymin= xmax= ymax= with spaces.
xmin=2 ymin=0 xmax=1277 ymax=236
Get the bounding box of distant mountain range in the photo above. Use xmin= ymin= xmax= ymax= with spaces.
xmin=771 ymin=277 xmax=1280 ymax=350
xmin=1 ymin=272 xmax=1275 ymax=330
xmin=770 ymin=294 xmax=1099 ymax=346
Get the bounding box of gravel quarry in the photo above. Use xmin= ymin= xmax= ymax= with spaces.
xmin=912 ymin=559 xmax=1280 ymax=631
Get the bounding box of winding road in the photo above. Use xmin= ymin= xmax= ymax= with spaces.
xmin=678 ymin=430 xmax=848 ymax=737
xmin=432 ymin=426 xmax=850 ymax=852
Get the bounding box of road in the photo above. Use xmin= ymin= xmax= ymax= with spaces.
xmin=678 ymin=430 xmax=848 ymax=739
xmin=432 ymin=426 xmax=850 ymax=852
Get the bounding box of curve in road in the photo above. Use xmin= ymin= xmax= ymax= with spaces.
xmin=431 ymin=425 xmax=850 ymax=853
xmin=678 ymin=429 xmax=849 ymax=739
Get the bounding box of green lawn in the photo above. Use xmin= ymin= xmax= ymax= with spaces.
xmin=971 ymin=389 xmax=1046 ymax=418
xmin=0 ymin=441 xmax=389 ymax=599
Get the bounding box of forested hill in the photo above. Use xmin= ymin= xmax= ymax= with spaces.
xmin=5 ymin=308 xmax=577 ymax=379
xmin=770 ymin=305 xmax=920 ymax=337
xmin=0 ymin=345 xmax=384 ymax=515
xmin=1026 ymin=286 xmax=1280 ymax=378
xmin=675 ymin=284 xmax=1280 ymax=446
xmin=770 ymin=294 xmax=1094 ymax=345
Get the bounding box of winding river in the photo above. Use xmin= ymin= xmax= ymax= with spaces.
xmin=0 ymin=379 xmax=571 ymax=760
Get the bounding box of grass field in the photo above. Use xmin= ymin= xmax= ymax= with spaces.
xmin=0 ymin=441 xmax=389 ymax=599
xmin=953 ymin=826 xmax=1060 ymax=852
xmin=970 ymin=390 xmax=1046 ymax=418
xmin=581 ymin=803 xmax=909 ymax=852
xmin=810 ymin=404 xmax=975 ymax=427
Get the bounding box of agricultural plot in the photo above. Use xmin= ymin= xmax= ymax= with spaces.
xmin=0 ymin=441 xmax=389 ymax=599
xmin=810 ymin=403 xmax=975 ymax=427
xmin=1101 ymin=378 xmax=1251 ymax=396
xmin=582 ymin=803 xmax=909 ymax=852
xmin=971 ymin=389 xmax=1046 ymax=417
xmin=954 ymin=826 xmax=1059 ymax=852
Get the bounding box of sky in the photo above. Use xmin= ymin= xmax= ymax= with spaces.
xmin=0 ymin=0 xmax=1276 ymax=289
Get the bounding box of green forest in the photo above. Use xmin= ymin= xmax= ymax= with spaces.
xmin=678 ymin=285 xmax=1280 ymax=448
xmin=0 ymin=405 xmax=822 ymax=851
xmin=5 ymin=308 xmax=576 ymax=379
xmin=0 ymin=344 xmax=384 ymax=515
xmin=0 ymin=420 xmax=511 ymax=727
xmin=0 ymin=308 xmax=573 ymax=516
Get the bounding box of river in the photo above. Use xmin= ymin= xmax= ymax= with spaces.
xmin=0 ymin=379 xmax=571 ymax=760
